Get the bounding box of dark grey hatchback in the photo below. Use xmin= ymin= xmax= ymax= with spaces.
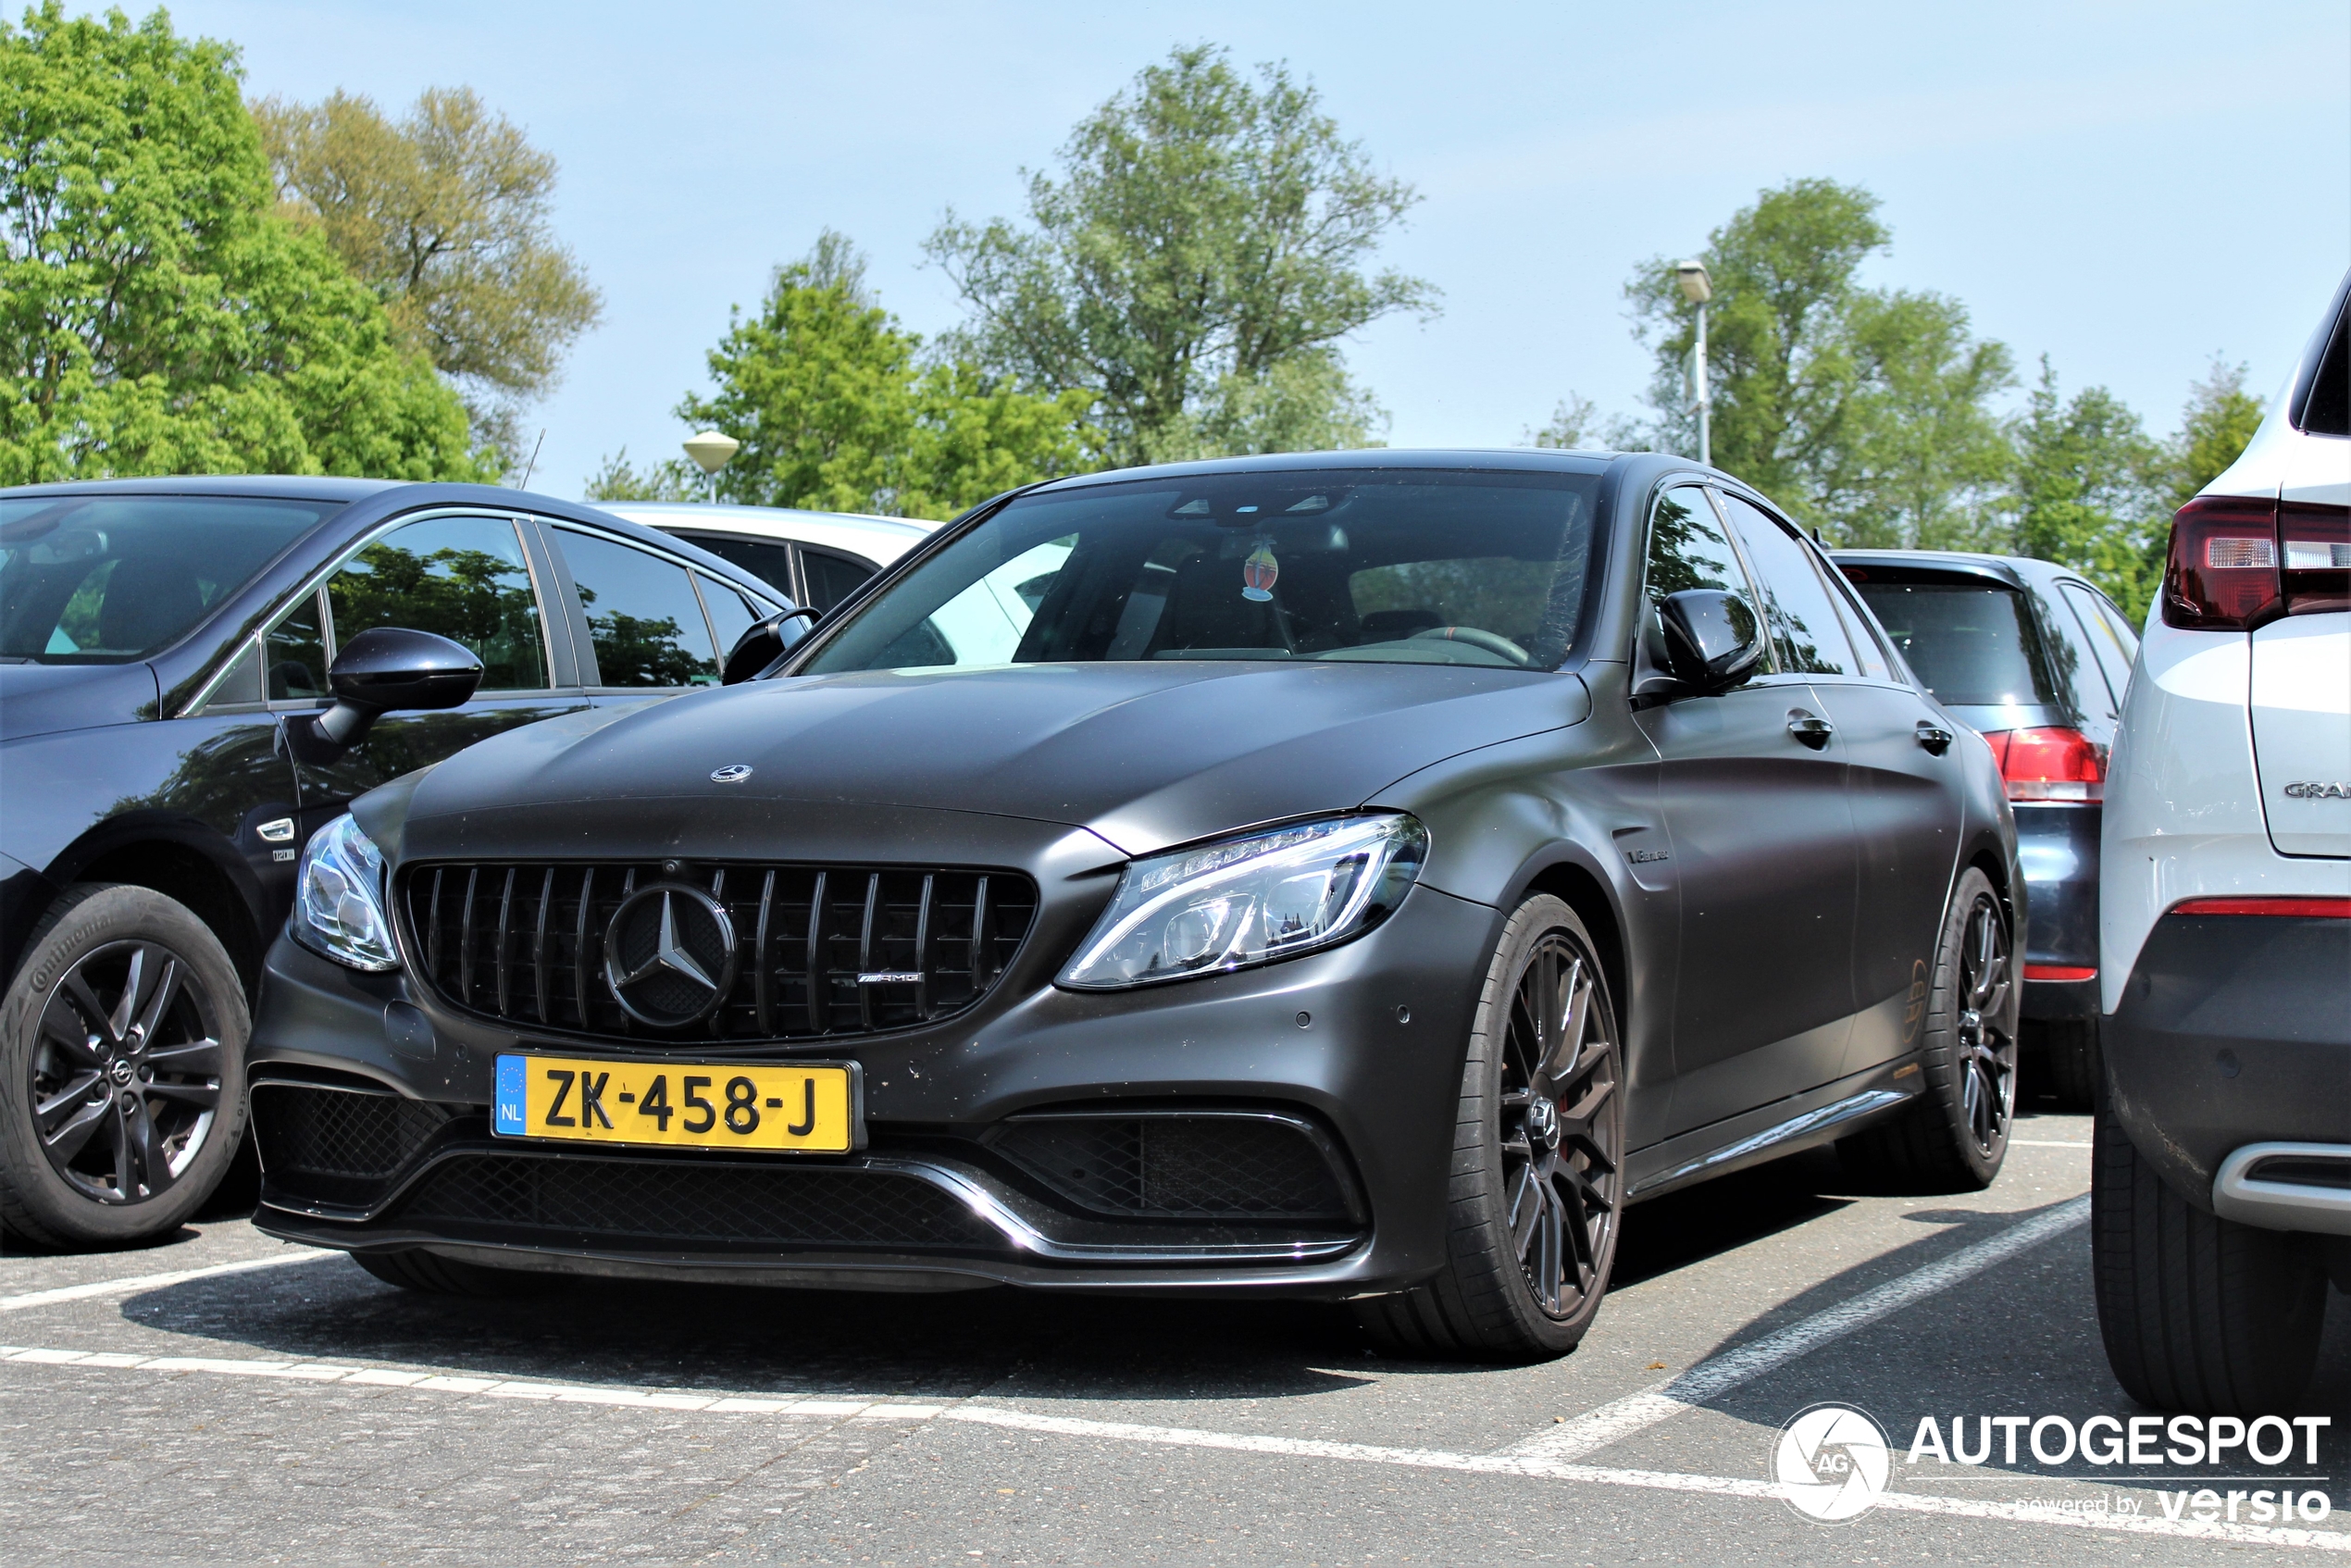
xmin=1830 ymin=551 xmax=2140 ymax=1106
xmin=249 ymin=453 xmax=2021 ymax=1360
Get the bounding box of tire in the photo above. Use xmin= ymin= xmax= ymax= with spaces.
xmin=2036 ymin=1017 xmax=2100 ymax=1112
xmin=1838 ymin=867 xmax=2018 ymax=1193
xmin=353 ymin=1249 xmax=556 ymax=1298
xmin=0 ymin=885 xmax=249 ymax=1251
xmin=2091 ymin=1096 xmax=2325 ymax=1415
xmin=1355 ymin=895 xmax=1625 ymax=1362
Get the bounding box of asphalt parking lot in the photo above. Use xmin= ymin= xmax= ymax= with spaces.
xmin=5 ymin=1101 xmax=2345 ymax=1567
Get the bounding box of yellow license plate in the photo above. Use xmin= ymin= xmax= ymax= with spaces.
xmin=492 ymin=1053 xmax=860 ymax=1153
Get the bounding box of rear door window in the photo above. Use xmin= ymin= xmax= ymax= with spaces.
xmin=670 ymin=530 xmax=796 ymax=601
xmin=800 ymin=547 xmax=877 ymax=614
xmin=1847 ymin=577 xmax=2060 ymax=707
xmin=552 ymin=528 xmax=721 ymax=688
xmin=1716 ymin=494 xmax=1856 ymax=675
xmin=698 ymin=573 xmax=761 ymax=660
xmin=2062 ymin=582 xmax=2136 ymax=703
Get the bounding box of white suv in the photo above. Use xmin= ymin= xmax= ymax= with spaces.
xmin=2094 ymin=272 xmax=2350 ymax=1415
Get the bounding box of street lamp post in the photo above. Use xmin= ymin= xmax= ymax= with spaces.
xmin=682 ymin=430 xmax=740 ymax=503
xmin=1676 ymin=261 xmax=1713 ymax=467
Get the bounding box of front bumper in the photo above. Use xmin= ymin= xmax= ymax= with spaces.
xmin=246 ymin=880 xmax=1502 ymax=1294
xmin=2105 ymin=908 xmax=2351 ymax=1223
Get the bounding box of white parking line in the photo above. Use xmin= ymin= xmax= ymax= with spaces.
xmin=1511 ymin=1194 xmax=2093 ymax=1463
xmin=4 ymin=1343 xmax=2336 ymax=1551
xmin=0 ymin=1248 xmax=332 ymax=1313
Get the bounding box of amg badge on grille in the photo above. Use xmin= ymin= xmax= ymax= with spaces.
xmin=602 ymin=885 xmax=740 ymax=1027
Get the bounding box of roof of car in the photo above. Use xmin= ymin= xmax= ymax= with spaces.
xmin=1826 ymin=547 xmax=2091 ymax=591
xmin=0 ymin=474 xmax=402 ymax=503
xmin=596 ymin=502 xmax=935 ymax=566
xmin=1027 ymin=449 xmax=1621 ymax=494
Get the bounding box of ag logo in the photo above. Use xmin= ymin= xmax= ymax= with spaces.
xmin=603 ymin=884 xmax=739 ymax=1027
xmin=1773 ymin=1403 xmax=1890 ymax=1522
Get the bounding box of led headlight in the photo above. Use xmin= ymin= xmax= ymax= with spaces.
xmin=1060 ymin=814 xmax=1427 ymax=990
xmin=290 ymin=814 xmax=400 ymax=972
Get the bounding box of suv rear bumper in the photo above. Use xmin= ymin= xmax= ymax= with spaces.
xmin=2105 ymin=909 xmax=2351 ymax=1219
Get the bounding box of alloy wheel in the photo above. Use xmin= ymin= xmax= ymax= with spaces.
xmin=29 ymin=940 xmax=225 ymax=1203
xmin=1955 ymin=893 xmax=2016 ymax=1155
xmin=1498 ymin=931 xmax=1622 ymax=1319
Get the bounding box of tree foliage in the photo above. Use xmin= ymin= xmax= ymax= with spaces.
xmin=2005 ymin=357 xmax=2163 ymax=612
xmin=927 ymin=44 xmax=1433 ymax=467
xmin=1624 ymin=179 xmax=2013 ymax=548
xmin=256 ymin=84 xmax=601 ymax=467
xmin=657 ymin=232 xmax=1097 ymax=519
xmin=0 ymin=4 xmax=486 ymax=485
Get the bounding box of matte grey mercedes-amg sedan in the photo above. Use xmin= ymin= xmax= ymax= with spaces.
xmin=247 ymin=451 xmax=2021 ymax=1361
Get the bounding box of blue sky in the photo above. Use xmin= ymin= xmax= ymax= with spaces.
xmin=149 ymin=1 xmax=2351 ymax=498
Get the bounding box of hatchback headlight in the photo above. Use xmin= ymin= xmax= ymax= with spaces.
xmin=291 ymin=815 xmax=400 ymax=972
xmin=1060 ymin=814 xmax=1427 ymax=990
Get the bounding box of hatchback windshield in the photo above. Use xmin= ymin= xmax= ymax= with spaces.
xmin=1848 ymin=577 xmax=2060 ymax=707
xmin=0 ymin=495 xmax=338 ymax=663
xmin=802 ymin=467 xmax=1602 ymax=675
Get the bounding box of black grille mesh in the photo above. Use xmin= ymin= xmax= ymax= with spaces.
xmin=397 ymin=1155 xmax=1001 ymax=1251
xmin=253 ymin=1085 xmax=452 ymax=1178
xmin=400 ymin=861 xmax=1037 ymax=1041
xmin=991 ymin=1117 xmax=1351 ymax=1221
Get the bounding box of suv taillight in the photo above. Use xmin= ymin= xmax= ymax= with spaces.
xmin=1982 ymin=728 xmax=2105 ymax=803
xmin=2163 ymin=494 xmax=2351 ymax=629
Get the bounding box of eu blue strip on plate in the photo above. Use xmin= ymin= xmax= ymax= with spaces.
xmin=493 ymin=1053 xmax=526 ymax=1136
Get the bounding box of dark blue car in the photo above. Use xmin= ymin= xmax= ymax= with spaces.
xmin=0 ymin=478 xmax=790 ymax=1248
xmin=1831 ymin=549 xmax=2140 ymax=1107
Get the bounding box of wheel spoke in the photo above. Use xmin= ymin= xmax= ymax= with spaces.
xmin=61 ymin=972 xmax=114 ymax=1044
xmin=125 ymin=1099 xmax=174 ymax=1195
xmin=40 ymin=1096 xmax=110 ymax=1164
xmin=143 ymin=1037 xmax=221 ymax=1076
xmin=1555 ymin=1169 xmax=1597 ymax=1286
xmin=1508 ymin=1162 xmax=1543 ymax=1261
xmin=106 ymin=946 xmax=148 ymax=1043
xmin=144 ymin=1079 xmax=219 ymax=1110
xmin=1535 ymin=1182 xmax=1564 ymax=1313
xmin=111 ymin=1102 xmax=138 ymax=1198
xmin=34 ymin=1073 xmax=103 ymax=1131
xmin=37 ymin=1002 xmax=103 ymax=1065
xmin=130 ymin=956 xmax=184 ymax=1048
xmin=1547 ymin=960 xmax=1588 ymax=1080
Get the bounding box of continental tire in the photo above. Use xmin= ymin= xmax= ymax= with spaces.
xmin=1838 ymin=867 xmax=2017 ymax=1193
xmin=2091 ymin=1098 xmax=2325 ymax=1415
xmin=1356 ymin=895 xmax=1624 ymax=1362
xmin=0 ymin=884 xmax=249 ymax=1250
xmin=353 ymin=1250 xmax=556 ymax=1298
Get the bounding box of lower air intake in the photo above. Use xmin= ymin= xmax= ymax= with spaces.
xmin=989 ymin=1114 xmax=1355 ymax=1222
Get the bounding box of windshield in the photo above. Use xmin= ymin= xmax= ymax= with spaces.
xmin=801 ymin=467 xmax=1601 ymax=676
xmin=0 ymin=495 xmax=338 ymax=664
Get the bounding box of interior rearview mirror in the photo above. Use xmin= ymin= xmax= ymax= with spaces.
xmin=288 ymin=626 xmax=482 ymax=763
xmin=721 ymin=606 xmax=817 ymax=686
xmin=1659 ymin=589 xmax=1765 ymax=694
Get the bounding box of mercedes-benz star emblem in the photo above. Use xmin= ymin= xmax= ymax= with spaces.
xmin=710 ymin=764 xmax=753 ymax=784
xmin=602 ymin=885 xmax=739 ymax=1027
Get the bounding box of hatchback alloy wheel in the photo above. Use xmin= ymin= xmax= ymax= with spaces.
xmin=1954 ymin=892 xmax=2016 ymax=1156
xmin=31 ymin=938 xmax=225 ymax=1203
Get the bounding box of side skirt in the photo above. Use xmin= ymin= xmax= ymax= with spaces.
xmin=1623 ymin=1053 xmax=1923 ymax=1203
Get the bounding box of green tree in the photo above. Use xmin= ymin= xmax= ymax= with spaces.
xmin=927 ymin=44 xmax=1434 ymax=467
xmin=665 ymin=232 xmax=1096 ymax=519
xmin=2159 ymin=359 xmax=2266 ymax=513
xmin=581 ymin=446 xmax=697 ymax=503
xmin=1623 ymin=179 xmax=2013 ymax=546
xmin=0 ymin=4 xmax=484 ymax=485
xmin=256 ymin=85 xmax=602 ymax=468
xmin=2006 ymin=357 xmax=2163 ymax=613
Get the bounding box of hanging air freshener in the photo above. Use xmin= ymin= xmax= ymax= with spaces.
xmin=1240 ymin=539 xmax=1279 ymax=602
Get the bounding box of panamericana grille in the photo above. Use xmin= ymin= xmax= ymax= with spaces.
xmin=400 ymin=861 xmax=1036 ymax=1041
xmin=396 ymin=1155 xmax=1002 ymax=1251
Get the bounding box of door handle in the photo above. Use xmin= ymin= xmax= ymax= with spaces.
xmin=1915 ymin=721 xmax=1954 ymax=755
xmin=1786 ymin=710 xmax=1835 ymax=750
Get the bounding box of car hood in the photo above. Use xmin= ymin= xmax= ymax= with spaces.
xmin=0 ymin=661 xmax=160 ymax=742
xmin=397 ymin=661 xmax=1591 ymax=858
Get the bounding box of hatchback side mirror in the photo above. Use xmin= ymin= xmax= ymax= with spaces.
xmin=721 ymin=607 xmax=816 ymax=686
xmin=1659 ymin=589 xmax=1766 ymax=693
xmin=290 ymin=626 xmax=482 ymax=762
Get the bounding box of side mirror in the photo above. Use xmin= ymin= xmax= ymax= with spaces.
xmin=289 ymin=627 xmax=482 ymax=763
xmin=721 ymin=607 xmax=816 ymax=686
xmin=1659 ymin=589 xmax=1766 ymax=693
